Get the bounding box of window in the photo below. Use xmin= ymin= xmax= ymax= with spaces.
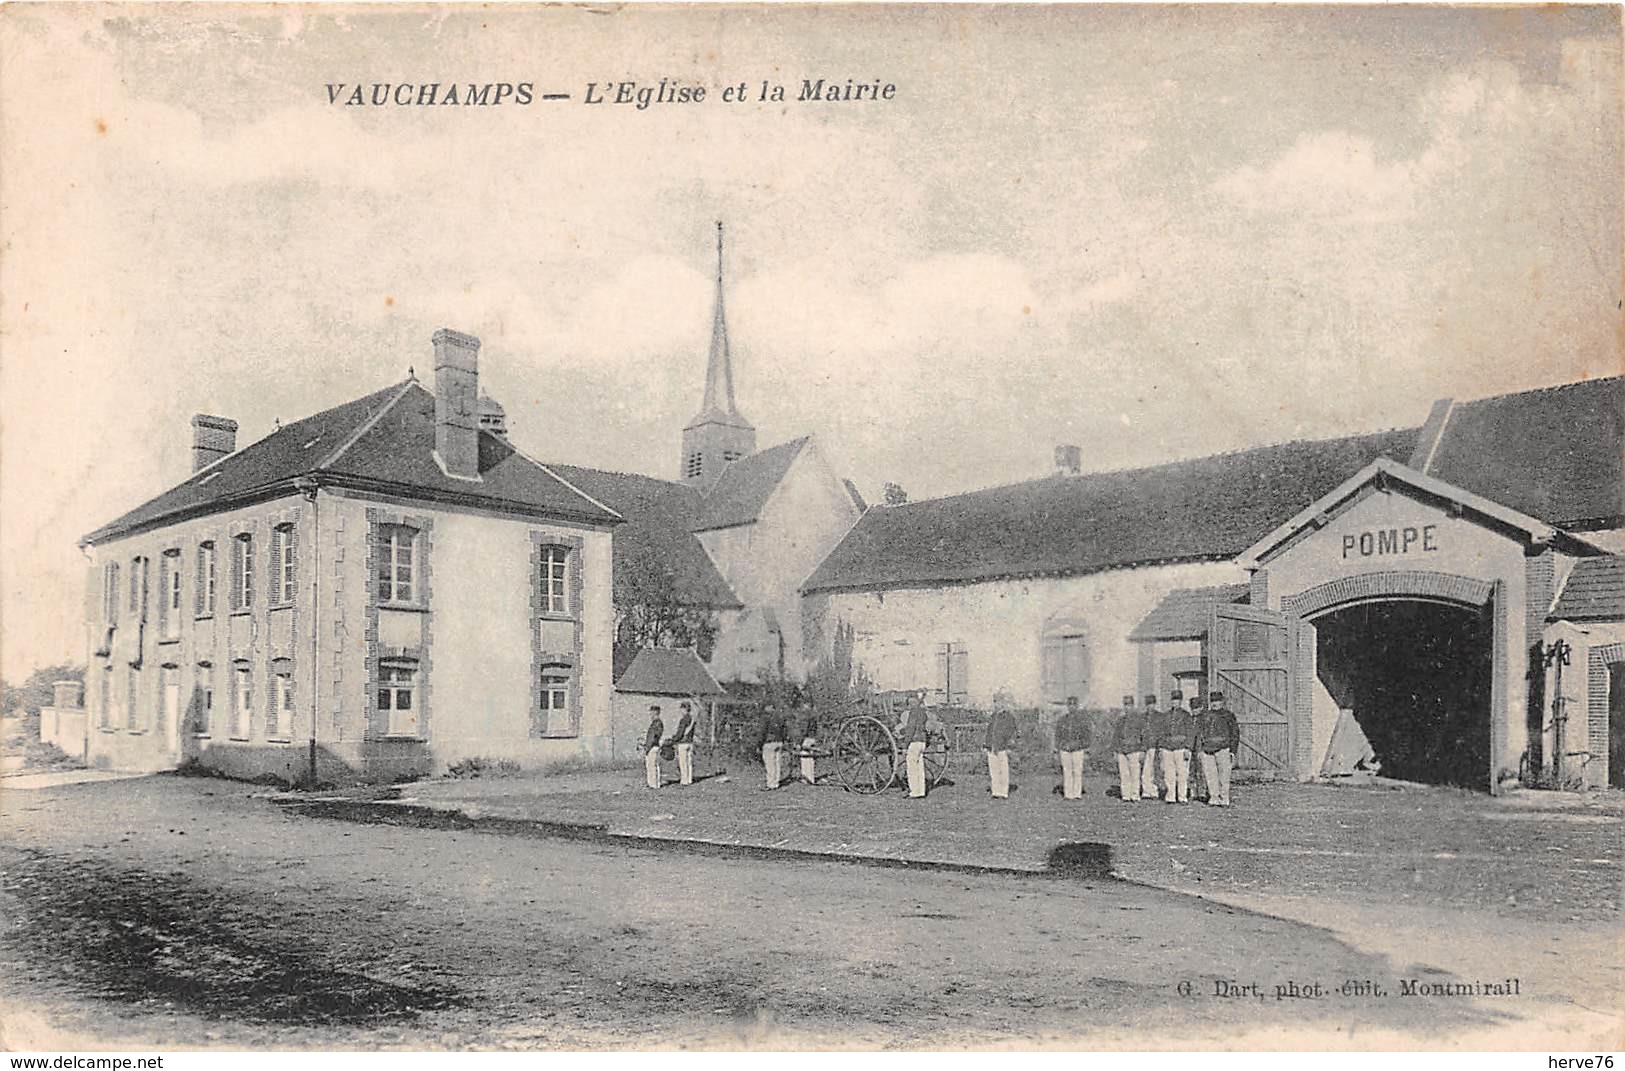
xmin=722 ymin=449 xmax=743 ymax=463
xmin=376 ymin=525 xmax=417 ymax=603
xmin=103 ymin=562 xmax=121 ymax=626
xmin=377 ymin=662 xmax=418 ymax=737
xmin=232 ymin=664 xmax=252 ymax=737
xmin=159 ymin=550 xmax=181 ymax=639
xmin=129 ymin=556 xmax=148 ymax=619
xmin=231 ymin=534 xmax=254 ymax=611
xmin=270 ymin=524 xmax=296 ymax=605
xmin=531 ymin=666 xmax=574 ymax=738
xmin=100 ymin=667 xmax=114 ymax=729
xmin=538 ymin=545 xmax=570 ymax=615
xmin=270 ymin=667 xmax=294 ymax=738
xmin=684 ymin=451 xmax=703 ymax=479
xmin=1041 ymin=632 xmax=1091 ymax=705
xmin=194 ymin=669 xmax=213 ymax=736
xmin=126 ymin=666 xmax=140 ymax=730
xmin=196 ymin=542 xmax=217 ymax=616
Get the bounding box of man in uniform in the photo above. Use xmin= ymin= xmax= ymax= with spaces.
xmin=1054 ymin=695 xmax=1090 ymax=800
xmin=899 ymin=693 xmax=930 ymax=798
xmin=1160 ymin=689 xmax=1194 ymax=803
xmin=796 ymin=700 xmax=820 ymax=785
xmin=1113 ymin=695 xmax=1147 ymax=801
xmin=643 ymin=704 xmax=664 ymax=790
xmin=1197 ymin=690 xmax=1240 ymax=806
xmin=1187 ymin=694 xmax=1209 ymax=801
xmin=759 ymin=702 xmax=788 ymax=790
xmin=671 ymin=700 xmax=697 ymax=786
xmin=985 ymin=702 xmax=1017 ymax=799
xmin=1141 ymin=692 xmax=1167 ymax=802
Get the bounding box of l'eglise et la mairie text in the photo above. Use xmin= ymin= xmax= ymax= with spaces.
xmin=326 ymin=83 xmax=535 ymax=106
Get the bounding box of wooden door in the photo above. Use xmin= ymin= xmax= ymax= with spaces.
xmin=162 ymin=673 xmax=182 ymax=761
xmin=1209 ymin=603 xmax=1294 ymax=774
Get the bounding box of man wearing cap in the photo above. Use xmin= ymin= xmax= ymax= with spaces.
xmin=1113 ymin=695 xmax=1147 ymax=802
xmin=1141 ymin=692 xmax=1167 ymax=802
xmin=899 ymin=693 xmax=931 ymax=799
xmin=759 ymin=702 xmax=789 ymax=791
xmin=1197 ymin=691 xmax=1240 ymax=806
xmin=643 ymin=705 xmax=664 ymax=790
xmin=985 ymin=702 xmax=1017 ymax=799
xmin=1160 ymin=690 xmax=1194 ymax=803
xmin=1054 ymin=696 xmax=1090 ymax=800
xmin=796 ymin=701 xmax=821 ymax=785
xmin=671 ymin=700 xmax=697 ymax=786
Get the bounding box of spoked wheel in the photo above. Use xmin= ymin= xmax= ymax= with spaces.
xmin=922 ymin=727 xmax=952 ymax=788
xmin=833 ymin=714 xmax=900 ymax=794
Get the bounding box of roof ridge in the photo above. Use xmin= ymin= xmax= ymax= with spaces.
xmin=546 ymin=460 xmax=690 ymax=489
xmin=1454 ymin=373 xmax=1625 ymax=409
xmin=314 ymin=378 xmax=418 ymax=471
xmin=885 ymin=425 xmax=1419 ymax=512
xmin=498 ymin=441 xmax=626 ymax=522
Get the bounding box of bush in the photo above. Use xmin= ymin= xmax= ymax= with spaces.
xmin=445 ymin=756 xmax=523 ymax=779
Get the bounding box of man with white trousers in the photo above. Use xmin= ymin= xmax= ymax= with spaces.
xmin=1054 ymin=696 xmax=1090 ymax=800
xmin=642 ymin=705 xmax=664 ymax=790
xmin=671 ymin=700 xmax=696 ymax=786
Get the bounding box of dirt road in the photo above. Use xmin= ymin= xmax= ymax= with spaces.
xmin=0 ymin=776 xmax=1598 ymax=1049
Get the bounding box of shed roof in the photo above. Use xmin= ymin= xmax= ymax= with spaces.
xmin=1550 ymin=556 xmax=1625 ymax=623
xmin=1129 ymin=584 xmax=1251 ymax=642
xmin=615 ymin=647 xmax=725 ymax=696
xmin=85 ymin=381 xmax=621 ymax=544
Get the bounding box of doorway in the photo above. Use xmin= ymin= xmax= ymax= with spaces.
xmin=1313 ymin=599 xmax=1492 ymax=790
xmin=1609 ymin=661 xmax=1624 ymax=789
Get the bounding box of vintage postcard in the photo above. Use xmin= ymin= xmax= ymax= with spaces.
xmin=1 ymin=1 xmax=1621 ymax=1054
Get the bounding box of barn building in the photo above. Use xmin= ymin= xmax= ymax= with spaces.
xmin=802 ymin=376 xmax=1625 ymax=793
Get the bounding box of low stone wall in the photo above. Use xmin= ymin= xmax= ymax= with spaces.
xmin=40 ymin=705 xmax=87 ymax=757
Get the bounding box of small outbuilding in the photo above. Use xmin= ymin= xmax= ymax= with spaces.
xmin=612 ymin=648 xmax=726 ymax=760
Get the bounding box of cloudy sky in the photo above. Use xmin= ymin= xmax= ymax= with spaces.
xmin=1 ymin=4 xmax=1620 ymax=679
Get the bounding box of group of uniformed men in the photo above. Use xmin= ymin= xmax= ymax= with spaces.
xmin=641 ymin=690 xmax=1241 ymax=805
xmin=1095 ymin=691 xmax=1239 ymax=806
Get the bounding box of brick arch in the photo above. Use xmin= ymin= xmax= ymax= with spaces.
xmin=1283 ymin=570 xmax=1494 ymax=620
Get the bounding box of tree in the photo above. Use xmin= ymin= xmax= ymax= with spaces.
xmin=2 ymin=663 xmax=84 ymax=716
xmin=611 ymin=554 xmax=719 ymax=681
xmin=883 ymin=482 xmax=909 ymax=506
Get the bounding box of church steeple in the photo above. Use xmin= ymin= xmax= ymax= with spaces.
xmin=680 ymin=222 xmax=757 ymax=491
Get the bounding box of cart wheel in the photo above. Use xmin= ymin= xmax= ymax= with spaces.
xmin=923 ymin=728 xmax=952 ymax=788
xmin=833 ymin=714 xmax=899 ymax=794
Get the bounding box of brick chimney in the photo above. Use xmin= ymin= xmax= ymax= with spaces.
xmin=432 ymin=328 xmax=481 ymax=480
xmin=191 ymin=414 xmax=238 ymax=472
xmin=1054 ymin=443 xmax=1081 ymax=477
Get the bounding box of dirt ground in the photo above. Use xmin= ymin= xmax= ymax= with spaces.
xmin=2 ymin=774 xmax=1619 ymax=1050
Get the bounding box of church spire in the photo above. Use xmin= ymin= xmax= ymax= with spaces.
xmin=689 ymin=221 xmax=751 ymax=430
xmin=680 ymin=221 xmax=757 ymax=488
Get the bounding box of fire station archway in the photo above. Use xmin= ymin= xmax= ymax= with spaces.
xmin=1285 ymin=572 xmax=1499 ymax=792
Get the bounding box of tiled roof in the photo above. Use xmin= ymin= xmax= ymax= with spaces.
xmin=691 ymin=437 xmax=810 ymax=532
xmin=543 ymin=464 xmax=742 ymax=609
xmin=615 ymin=647 xmax=725 ymax=696
xmin=803 ymin=428 xmax=1419 ymax=593
xmin=85 ymin=382 xmax=621 ymax=545
xmin=1425 ymin=376 xmax=1623 ymax=530
xmin=1550 ymin=556 xmax=1625 ymax=622
xmin=1129 ymin=584 xmax=1251 ymax=642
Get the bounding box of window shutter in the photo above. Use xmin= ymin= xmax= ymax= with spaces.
xmin=949 ymin=647 xmax=970 ymax=706
xmin=269 ymin=527 xmax=282 ymax=603
xmin=931 ymin=645 xmax=949 ymax=704
xmin=1041 ymin=636 xmax=1063 ymax=704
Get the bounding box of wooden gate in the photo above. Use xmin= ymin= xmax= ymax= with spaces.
xmin=1208 ymin=603 xmax=1294 ymax=773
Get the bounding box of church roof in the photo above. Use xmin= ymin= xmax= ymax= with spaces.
xmin=83 ymin=381 xmax=621 ymax=545
xmin=1550 ymin=555 xmax=1625 ymax=623
xmin=542 ymin=463 xmax=743 ymax=609
xmin=691 ymin=437 xmax=811 ymax=533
